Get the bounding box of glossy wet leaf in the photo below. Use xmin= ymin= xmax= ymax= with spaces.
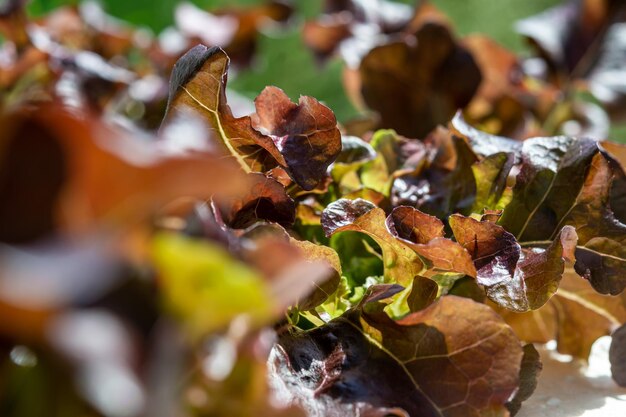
xmin=498 ymin=136 xmax=599 ymax=240
xmin=450 ymin=112 xmax=522 ymax=159
xmin=507 ymin=148 xmax=626 ymax=295
xmin=450 ymin=214 xmax=576 ymax=312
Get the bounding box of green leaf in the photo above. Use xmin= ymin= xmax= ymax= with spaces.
xmin=330 ymin=135 xmax=376 ymax=193
xmin=322 ymin=198 xmax=423 ymax=286
xmin=151 ymin=232 xmax=273 ymax=335
xmin=471 ymin=152 xmax=514 ymax=212
xmin=360 ymin=129 xmax=428 ymax=196
xmin=328 ymin=231 xmax=384 ymax=287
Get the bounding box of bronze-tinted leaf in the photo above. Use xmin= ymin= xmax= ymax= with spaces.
xmin=459 ymin=116 xmax=626 ymax=295
xmin=450 ymin=215 xmax=575 ymax=312
xmin=566 ymin=155 xmax=626 ymax=295
xmin=511 ymin=0 xmax=626 ymax=126
xmin=323 ymin=0 xmax=414 ymax=33
xmin=289 ymin=238 xmax=342 ymax=311
xmin=450 ymin=111 xmax=522 ymax=160
xmin=462 ymin=35 xmax=530 ymax=138
xmin=610 ymin=323 xmax=626 ymax=387
xmin=386 ymin=206 xmax=444 ymax=244
xmin=0 ymin=0 xmax=28 ymax=48
xmin=392 ymin=134 xmax=477 ymax=218
xmin=163 ymin=45 xmax=280 ymax=169
xmin=359 ymin=283 xmax=405 ymax=307
xmin=388 ymin=207 xmax=476 ymax=278
xmin=407 ymin=276 xmax=438 ymax=312
xmin=302 ymin=0 xmax=415 ymax=62
xmin=233 ymin=223 xmax=341 ymax=312
xmin=448 ymin=276 xmax=486 ymax=303
xmin=498 ymin=272 xmax=626 ymax=359
xmin=359 ymin=21 xmax=481 ymax=138
xmin=587 ymin=17 xmax=626 ymax=117
xmin=250 ymin=86 xmax=342 ymax=190
xmin=0 ymin=0 xmax=25 ymax=16
xmin=498 ymin=136 xmax=599 ymax=241
xmin=0 ymin=107 xmax=246 ymax=242
xmin=163 ymin=45 xmax=341 ymax=190
xmin=176 ymin=1 xmax=292 ymax=66
xmin=214 ymin=172 xmax=295 ymax=229
xmin=516 ymin=0 xmax=595 ymax=76
xmin=273 ymin=296 xmax=523 ymax=417
xmin=407 ymin=238 xmax=477 ymax=278
xmin=302 ymin=16 xmax=352 ymax=60
xmin=321 ymin=198 xmax=423 ymax=285
xmin=600 ymin=140 xmax=626 ymax=223
xmin=506 ymin=344 xmax=542 ymax=416
xmin=516 ymin=0 xmax=626 ymax=115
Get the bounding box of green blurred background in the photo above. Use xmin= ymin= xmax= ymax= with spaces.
xmin=28 ymin=0 xmax=570 ymax=125
xmin=29 ymin=0 xmax=561 ymax=51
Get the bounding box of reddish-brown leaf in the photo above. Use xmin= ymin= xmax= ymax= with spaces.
xmin=273 ymin=296 xmax=523 ymax=417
